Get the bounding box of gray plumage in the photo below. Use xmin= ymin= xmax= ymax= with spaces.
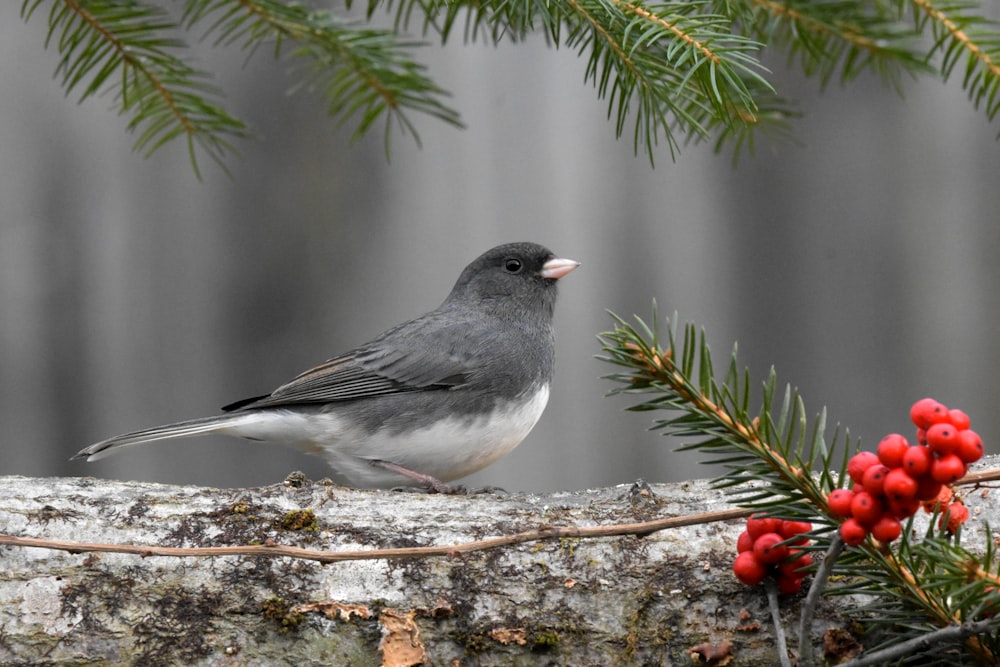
xmin=74 ymin=242 xmax=578 ymax=490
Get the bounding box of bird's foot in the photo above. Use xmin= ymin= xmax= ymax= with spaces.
xmin=372 ymin=459 xmax=505 ymax=495
xmin=373 ymin=459 xmax=458 ymax=494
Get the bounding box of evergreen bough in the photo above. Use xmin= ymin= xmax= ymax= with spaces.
xmin=20 ymin=0 xmax=1000 ymax=173
xmin=598 ymin=308 xmax=1000 ymax=666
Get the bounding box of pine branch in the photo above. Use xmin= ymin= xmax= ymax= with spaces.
xmin=183 ymin=0 xmax=463 ymax=150
xmin=832 ymin=518 xmax=1000 ymax=664
xmin=21 ymin=0 xmax=1000 ymax=171
xmin=912 ymin=0 xmax=1000 ymax=131
xmin=21 ymin=0 xmax=249 ymax=176
xmin=579 ymin=0 xmax=778 ymax=162
xmin=21 ymin=0 xmax=461 ymax=172
xmin=382 ymin=0 xmax=784 ymax=162
xmin=597 ymin=307 xmax=1000 ymax=664
xmin=597 ymin=308 xmax=851 ymax=523
xmin=743 ymin=0 xmax=930 ymax=88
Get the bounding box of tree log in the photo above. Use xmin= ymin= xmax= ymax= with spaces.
xmin=2 ymin=466 xmax=995 ymax=666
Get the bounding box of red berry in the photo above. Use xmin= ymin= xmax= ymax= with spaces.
xmin=956 ymin=430 xmax=984 ymax=464
xmin=848 ymin=451 xmax=880 ymax=484
xmin=887 ymin=496 xmax=921 ymax=519
xmin=931 ymin=454 xmax=967 ymax=484
xmin=939 ymin=502 xmax=970 ymax=533
xmin=753 ymin=532 xmax=789 ymax=565
xmin=827 ymin=489 xmax=855 ymax=518
xmin=746 ymin=514 xmax=783 ymax=540
xmin=777 ymin=575 xmax=804 ymax=595
xmin=840 ymin=518 xmax=869 ymax=546
xmin=916 ymin=477 xmax=944 ymax=502
xmin=862 ymin=464 xmax=891 ymax=497
xmin=779 ymin=551 xmax=813 ymax=578
xmin=871 ymin=515 xmax=902 ymax=542
xmin=779 ymin=520 xmax=813 ymax=545
xmin=948 ymin=409 xmax=971 ymax=430
xmin=927 ymin=423 xmax=960 ymax=456
xmin=733 ymin=551 xmax=767 ymax=585
xmin=910 ymin=398 xmax=949 ymax=430
xmin=921 ymin=485 xmax=953 ymax=512
xmin=877 ymin=434 xmax=909 ymax=468
xmin=883 ymin=468 xmax=918 ymax=502
xmin=902 ymin=445 xmax=933 ymax=478
xmin=737 ymin=530 xmax=754 ymax=553
xmin=916 ymin=428 xmax=927 ymax=446
xmin=779 ymin=520 xmax=812 ymax=537
xmin=851 ymin=491 xmax=883 ymax=527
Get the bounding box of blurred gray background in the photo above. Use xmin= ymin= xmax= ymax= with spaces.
xmin=3 ymin=7 xmax=999 ymax=492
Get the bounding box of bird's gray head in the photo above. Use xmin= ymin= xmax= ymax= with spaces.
xmin=445 ymin=242 xmax=579 ymax=323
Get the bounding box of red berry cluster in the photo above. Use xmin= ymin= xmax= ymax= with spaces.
xmin=733 ymin=514 xmax=813 ymax=594
xmin=827 ymin=398 xmax=982 ymax=546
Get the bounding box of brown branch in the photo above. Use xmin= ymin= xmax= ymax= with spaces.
xmin=0 ymin=507 xmax=749 ymax=564
xmin=958 ymin=467 xmax=1000 ymax=486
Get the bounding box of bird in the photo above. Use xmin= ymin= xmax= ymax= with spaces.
xmin=73 ymin=242 xmax=579 ymax=492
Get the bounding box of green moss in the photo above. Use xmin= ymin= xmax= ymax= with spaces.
xmin=559 ymin=537 xmax=580 ymax=558
xmin=458 ymin=631 xmax=493 ymax=654
xmin=278 ymin=509 xmax=319 ymax=532
xmin=261 ymin=597 xmax=306 ymax=633
xmin=531 ymin=628 xmax=561 ymax=650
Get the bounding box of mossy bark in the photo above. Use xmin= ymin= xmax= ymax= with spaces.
xmin=0 ymin=473 xmax=884 ymax=665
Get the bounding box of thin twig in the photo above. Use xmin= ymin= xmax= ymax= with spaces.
xmin=838 ymin=620 xmax=999 ymax=667
xmin=957 ymin=467 xmax=1000 ymax=486
xmin=798 ymin=534 xmax=845 ymax=666
xmin=0 ymin=507 xmax=749 ymax=564
xmin=765 ymin=578 xmax=793 ymax=667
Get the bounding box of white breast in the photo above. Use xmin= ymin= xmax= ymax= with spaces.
xmin=222 ymin=384 xmax=551 ymax=488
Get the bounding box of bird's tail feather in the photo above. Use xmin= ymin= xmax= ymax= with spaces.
xmin=73 ymin=415 xmax=244 ymax=461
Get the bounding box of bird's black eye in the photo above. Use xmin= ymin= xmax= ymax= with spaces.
xmin=504 ymin=257 xmax=523 ymax=273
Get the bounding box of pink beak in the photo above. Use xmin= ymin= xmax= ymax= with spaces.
xmin=541 ymin=257 xmax=581 ymax=280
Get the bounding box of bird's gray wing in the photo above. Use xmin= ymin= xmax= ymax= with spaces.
xmin=223 ymin=314 xmax=480 ymax=411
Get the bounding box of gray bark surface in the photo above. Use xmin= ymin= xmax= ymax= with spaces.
xmin=2 ymin=470 xmax=970 ymax=666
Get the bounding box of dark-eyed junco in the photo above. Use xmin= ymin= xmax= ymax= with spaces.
xmin=74 ymin=242 xmax=579 ymax=492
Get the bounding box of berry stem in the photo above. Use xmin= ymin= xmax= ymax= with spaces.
xmin=798 ymin=534 xmax=845 ymax=666
xmin=764 ymin=578 xmax=793 ymax=667
xmin=837 ymin=620 xmax=997 ymax=667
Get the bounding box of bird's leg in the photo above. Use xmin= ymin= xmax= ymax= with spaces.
xmin=370 ymin=459 xmax=460 ymax=494
xmin=371 ymin=460 xmax=506 ymax=495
